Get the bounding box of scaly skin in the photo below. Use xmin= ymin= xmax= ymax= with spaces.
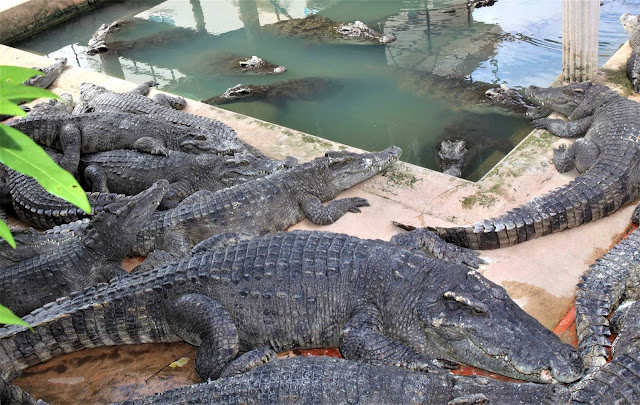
xmin=132 ymin=147 xmax=401 ymax=256
xmin=423 ymin=83 xmax=640 ymax=249
xmin=620 ymin=13 xmax=640 ymax=93
xmin=6 ymin=165 xmax=130 ymax=228
xmin=81 ymin=150 xmax=298 ymax=209
xmin=10 ymin=112 xmax=243 ymax=173
xmin=0 ymin=231 xmax=582 ymax=384
xmin=572 ymin=301 xmax=640 ymax=404
xmin=0 ymin=219 xmax=89 ymax=266
xmin=0 ymin=376 xmax=43 ymax=405
xmin=116 ymin=356 xmax=570 ymax=405
xmin=0 ymin=181 xmax=168 ymax=317
xmin=574 ymin=228 xmax=640 ymax=370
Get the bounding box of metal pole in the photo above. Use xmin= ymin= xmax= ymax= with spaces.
xmin=562 ymin=0 xmax=600 ymax=82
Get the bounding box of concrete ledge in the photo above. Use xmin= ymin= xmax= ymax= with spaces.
xmin=0 ymin=0 xmax=111 ymax=44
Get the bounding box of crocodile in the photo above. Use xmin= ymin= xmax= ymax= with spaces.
xmin=26 ymin=93 xmax=74 ymax=116
xmin=397 ymin=71 xmax=549 ymax=119
xmin=620 ymin=13 xmax=640 ymax=93
xmin=263 ymin=15 xmax=396 ymax=44
xmin=0 ymin=58 xmax=67 ymax=121
xmin=116 ymin=356 xmax=570 ymax=405
xmin=81 ymin=149 xmax=298 ymax=209
xmin=422 ymin=82 xmax=640 ymax=249
xmin=132 ymin=147 xmax=400 ymax=256
xmin=202 ymin=78 xmax=337 ymax=106
xmin=0 ymin=181 xmax=168 ymax=317
xmin=572 ymin=300 xmax=640 ymax=404
xmin=0 ymin=219 xmax=89 ymax=267
xmin=9 ymin=111 xmax=243 ymax=173
xmin=438 ymin=139 xmax=467 ymax=177
xmin=194 ymin=54 xmax=287 ymax=75
xmin=0 ymin=230 xmax=583 ymax=384
xmin=574 ymin=226 xmax=640 ymax=371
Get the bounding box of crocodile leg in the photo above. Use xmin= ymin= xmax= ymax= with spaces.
xmin=553 ymin=144 xmax=576 ymax=173
xmin=573 ymin=138 xmax=601 ymax=173
xmin=530 ymin=116 xmax=593 ymax=138
xmin=58 ymin=122 xmax=82 ymax=173
xmin=340 ymin=305 xmax=455 ymax=372
xmin=299 ymin=194 xmax=370 ymax=225
xmin=159 ymin=179 xmax=196 ymax=210
xmin=127 ymin=81 xmax=156 ymax=95
xmin=390 ymin=226 xmax=485 ymax=268
xmin=152 ymin=94 xmax=187 ymax=110
xmin=84 ymin=164 xmax=110 ymax=193
xmin=132 ymin=137 xmax=170 ymax=155
xmin=627 ymin=47 xmax=640 ymax=93
xmin=190 ymin=232 xmax=254 ymax=254
xmin=219 ymin=347 xmax=277 ymax=378
xmin=165 ymin=293 xmax=240 ymax=380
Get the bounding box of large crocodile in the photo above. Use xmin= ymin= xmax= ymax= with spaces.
xmin=574 ymin=226 xmax=640 ymax=371
xmin=202 ymin=78 xmax=337 ymax=106
xmin=620 ymin=13 xmax=640 ymax=93
xmin=422 ymin=82 xmax=640 ymax=249
xmin=10 ymin=112 xmax=242 ymax=173
xmin=572 ymin=300 xmax=640 ymax=404
xmin=81 ymin=149 xmax=298 ymax=209
xmin=116 ymin=356 xmax=569 ymax=405
xmin=132 ymin=147 xmax=400 ymax=256
xmin=0 ymin=230 xmax=583 ymax=384
xmin=0 ymin=181 xmax=168 ymax=317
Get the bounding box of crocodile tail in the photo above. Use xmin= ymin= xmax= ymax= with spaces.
xmin=571 ymin=351 xmax=640 ymax=404
xmin=0 ymin=279 xmax=172 ymax=380
xmin=429 ymin=169 xmax=631 ymax=250
xmin=574 ymin=228 xmax=640 ymax=370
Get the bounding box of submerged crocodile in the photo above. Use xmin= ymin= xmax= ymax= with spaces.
xmin=572 ymin=300 xmax=640 ymax=404
xmin=397 ymin=71 xmax=549 ymax=119
xmin=0 ymin=181 xmax=167 ymax=317
xmin=423 ymin=82 xmax=640 ymax=249
xmin=132 ymin=147 xmax=400 ymax=256
xmin=438 ymin=139 xmax=467 ymax=177
xmin=202 ymin=78 xmax=337 ymax=106
xmin=574 ymin=226 xmax=640 ymax=370
xmin=117 ymin=356 xmax=569 ymax=405
xmin=263 ymin=15 xmax=396 ymax=44
xmin=0 ymin=58 xmax=67 ymax=121
xmin=81 ymin=149 xmax=298 ymax=209
xmin=620 ymin=13 xmax=640 ymax=93
xmin=10 ymin=111 xmax=242 ymax=173
xmin=0 ymin=230 xmax=583 ymax=384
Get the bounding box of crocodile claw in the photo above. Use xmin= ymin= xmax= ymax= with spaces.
xmin=531 ymin=118 xmax=550 ymax=130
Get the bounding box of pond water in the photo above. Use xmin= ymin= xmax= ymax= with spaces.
xmin=15 ymin=0 xmax=640 ymax=180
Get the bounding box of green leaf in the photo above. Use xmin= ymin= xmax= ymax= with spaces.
xmin=0 ymin=124 xmax=91 ymax=213
xmin=0 ymin=304 xmax=29 ymax=328
xmin=0 ymin=220 xmax=15 ymax=248
xmin=0 ymin=65 xmax=59 ymax=116
xmin=0 ymin=66 xmax=43 ymax=84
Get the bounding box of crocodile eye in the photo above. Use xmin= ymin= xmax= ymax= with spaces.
xmin=470 ymin=306 xmax=487 ymax=317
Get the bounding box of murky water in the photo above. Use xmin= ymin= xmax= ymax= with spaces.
xmin=15 ymin=0 xmax=640 ymax=180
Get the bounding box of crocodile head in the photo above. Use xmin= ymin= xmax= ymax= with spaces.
xmin=334 ymin=20 xmax=396 ymax=44
xmin=416 ymin=269 xmax=583 ymax=383
xmin=620 ymin=13 xmax=640 ymax=38
xmin=315 ymin=146 xmax=402 ymax=195
xmin=524 ymin=82 xmax=592 ymax=117
xmin=210 ymin=154 xmax=298 ymax=187
xmin=178 ymin=131 xmax=246 ymax=156
xmin=484 ymin=84 xmax=549 ymax=119
xmin=236 ymin=56 xmax=287 ymax=74
xmin=85 ymin=180 xmax=168 ymax=261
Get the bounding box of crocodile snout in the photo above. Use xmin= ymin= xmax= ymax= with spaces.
xmin=550 ymin=346 xmax=584 ymax=383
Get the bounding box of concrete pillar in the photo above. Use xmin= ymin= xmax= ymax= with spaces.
xmin=562 ymin=0 xmax=600 ymax=82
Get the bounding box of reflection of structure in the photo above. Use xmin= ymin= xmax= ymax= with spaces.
xmin=238 ymin=0 xmax=260 ymax=48
xmin=190 ymin=0 xmax=206 ymax=32
xmin=562 ymin=0 xmax=599 ymax=82
xmin=385 ymin=4 xmax=504 ymax=78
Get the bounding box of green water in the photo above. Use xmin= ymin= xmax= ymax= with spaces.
xmin=15 ymin=0 xmax=640 ymax=180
